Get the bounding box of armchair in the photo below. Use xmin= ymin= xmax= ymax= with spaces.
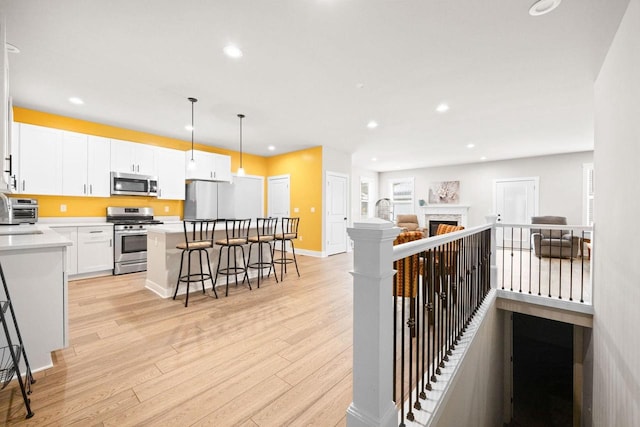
xmin=396 ymin=214 xmax=426 ymax=237
xmin=530 ymin=216 xmax=579 ymax=258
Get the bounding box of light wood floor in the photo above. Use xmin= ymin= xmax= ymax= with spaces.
xmin=496 ymin=248 xmax=592 ymax=304
xmin=0 ymin=253 xmax=354 ymax=426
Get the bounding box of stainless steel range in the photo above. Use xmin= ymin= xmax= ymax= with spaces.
xmin=106 ymin=207 xmax=163 ymax=275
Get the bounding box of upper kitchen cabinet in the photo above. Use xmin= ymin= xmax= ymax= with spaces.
xmin=61 ymin=132 xmax=110 ymax=197
xmin=184 ymin=149 xmax=231 ymax=182
xmin=18 ymin=123 xmax=63 ymax=195
xmin=111 ymin=139 xmax=156 ymax=176
xmin=156 ymin=146 xmax=185 ymax=200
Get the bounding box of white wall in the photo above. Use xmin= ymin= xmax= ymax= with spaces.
xmin=433 ymin=299 xmax=504 ymax=427
xmin=379 ymin=151 xmax=593 ymax=227
xmin=592 ymin=0 xmax=640 ymax=425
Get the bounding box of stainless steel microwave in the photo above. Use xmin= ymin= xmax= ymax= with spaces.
xmin=110 ymin=172 xmax=158 ymax=197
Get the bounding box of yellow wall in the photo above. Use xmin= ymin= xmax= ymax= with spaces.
xmin=13 ymin=107 xmax=268 ymax=218
xmin=267 ymin=146 xmax=323 ymax=252
xmin=13 ymin=107 xmax=324 ymax=252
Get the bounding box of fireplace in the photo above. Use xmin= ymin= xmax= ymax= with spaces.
xmin=428 ymin=219 xmax=458 ymax=237
xmin=420 ymin=205 xmax=469 ymax=236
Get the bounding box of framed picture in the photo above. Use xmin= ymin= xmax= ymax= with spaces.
xmin=428 ymin=181 xmax=460 ymax=204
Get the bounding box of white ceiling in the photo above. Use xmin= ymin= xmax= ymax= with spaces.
xmin=1 ymin=0 xmax=629 ymax=172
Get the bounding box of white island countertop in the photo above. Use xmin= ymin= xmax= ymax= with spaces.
xmin=0 ymin=224 xmax=72 ymax=251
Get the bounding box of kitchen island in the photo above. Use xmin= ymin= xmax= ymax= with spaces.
xmin=0 ymin=225 xmax=71 ymax=372
xmin=146 ymin=223 xmax=272 ymax=298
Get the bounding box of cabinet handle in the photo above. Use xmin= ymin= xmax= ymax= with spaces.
xmin=89 ymin=230 xmax=104 ymax=234
xmin=158 ymin=188 xmax=162 ymax=197
xmin=84 ymin=184 xmax=87 ymax=194
xmin=210 ymin=171 xmax=213 ymax=179
xmin=132 ymin=163 xmax=135 ymax=172
xmin=22 ymin=180 xmax=25 ymax=191
xmin=4 ymin=154 xmax=12 ymax=176
xmin=89 ymin=184 xmax=93 ymax=194
xmin=11 ymin=175 xmax=16 ymax=190
xmin=136 ymin=165 xmax=140 ymax=172
xmin=110 ymin=239 xmax=112 ymax=247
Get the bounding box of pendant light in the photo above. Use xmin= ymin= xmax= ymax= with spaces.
xmin=187 ymin=97 xmax=198 ymax=171
xmin=237 ymin=113 xmax=246 ymax=176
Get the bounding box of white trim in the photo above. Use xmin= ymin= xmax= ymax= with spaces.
xmin=295 ymin=248 xmax=325 ymax=258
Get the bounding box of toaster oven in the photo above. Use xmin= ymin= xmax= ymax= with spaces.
xmin=0 ymin=194 xmax=38 ymax=225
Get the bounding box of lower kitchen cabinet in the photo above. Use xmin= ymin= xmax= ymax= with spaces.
xmin=52 ymin=225 xmax=113 ymax=279
xmin=53 ymin=227 xmax=78 ymax=275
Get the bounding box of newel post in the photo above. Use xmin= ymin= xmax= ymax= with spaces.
xmin=346 ymin=219 xmax=401 ymax=427
xmin=486 ymin=215 xmax=498 ymax=289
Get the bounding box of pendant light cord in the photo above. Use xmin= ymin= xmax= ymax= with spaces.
xmin=188 ymin=97 xmax=197 ymax=161
xmin=238 ymin=114 xmax=245 ymax=170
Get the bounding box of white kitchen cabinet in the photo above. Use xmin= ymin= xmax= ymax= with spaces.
xmin=52 ymin=225 xmax=113 ymax=278
xmin=111 ymin=139 xmax=156 ymax=176
xmin=87 ymin=136 xmax=111 ymax=197
xmin=53 ymin=227 xmax=78 ymax=275
xmin=214 ymin=153 xmax=232 ymax=182
xmin=61 ymin=131 xmax=88 ymax=196
xmin=156 ymin=146 xmax=185 ymax=200
xmin=77 ymin=226 xmax=113 ymax=274
xmin=18 ymin=123 xmax=63 ymax=194
xmin=184 ymin=149 xmax=231 ymax=182
xmin=62 ymin=132 xmax=111 ymax=197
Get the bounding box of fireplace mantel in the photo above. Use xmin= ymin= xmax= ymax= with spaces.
xmin=420 ymin=205 xmax=470 ymax=228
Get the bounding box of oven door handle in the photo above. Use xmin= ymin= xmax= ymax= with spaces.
xmin=115 ymin=230 xmax=149 ymax=235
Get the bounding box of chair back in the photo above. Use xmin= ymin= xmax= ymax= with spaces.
xmin=220 ymin=219 xmax=251 ymax=244
xmin=531 ymin=215 xmax=567 ymax=239
xmin=182 ymin=219 xmax=216 ymax=249
xmin=280 ymin=217 xmax=300 ymax=239
xmin=255 ymin=217 xmax=278 ymax=238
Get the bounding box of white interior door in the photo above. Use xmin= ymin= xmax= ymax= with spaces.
xmin=268 ymin=175 xmax=290 ymax=219
xmin=494 ymin=178 xmax=538 ymax=248
xmin=326 ymin=172 xmax=348 ymax=256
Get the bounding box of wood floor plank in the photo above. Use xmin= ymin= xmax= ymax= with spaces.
xmin=0 ymin=253 xmax=355 ymax=426
xmin=251 ymin=347 xmax=352 ymax=426
xmin=189 ymin=376 xmax=291 ymax=426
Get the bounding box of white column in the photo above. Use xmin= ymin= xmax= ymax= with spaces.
xmin=346 ymin=219 xmax=401 ymax=427
xmin=485 ymin=215 xmax=498 ymax=289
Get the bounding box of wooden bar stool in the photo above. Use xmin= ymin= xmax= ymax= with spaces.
xmin=214 ymin=219 xmax=252 ymax=296
xmin=247 ymin=217 xmax=279 ymax=288
xmin=274 ymin=217 xmax=301 ymax=279
xmin=173 ymin=219 xmax=217 ymax=307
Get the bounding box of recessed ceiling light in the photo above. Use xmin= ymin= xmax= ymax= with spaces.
xmin=529 ymin=0 xmax=561 ymax=16
xmin=268 ymin=145 xmax=275 ymax=151
xmin=6 ymin=43 xmax=20 ymax=54
xmin=68 ymin=97 xmax=84 ymax=105
xmin=367 ymin=120 xmax=378 ymax=129
xmin=436 ymin=103 xmax=449 ymax=113
xmin=185 ymin=125 xmax=194 ymax=131
xmin=371 ymin=157 xmax=377 ymax=162
xmin=466 ymin=143 xmax=475 ymax=149
xmin=480 ymin=156 xmax=487 ymax=161
xmin=356 ymin=83 xmax=365 ymax=89
xmin=223 ymin=45 xmax=243 ymax=58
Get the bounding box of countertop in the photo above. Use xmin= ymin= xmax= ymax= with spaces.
xmin=0 ymin=224 xmax=72 ymax=251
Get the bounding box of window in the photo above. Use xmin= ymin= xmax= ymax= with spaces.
xmin=583 ymin=163 xmax=594 ymax=225
xmin=360 ymin=178 xmax=372 ymax=218
xmin=390 ymin=177 xmax=414 ymax=218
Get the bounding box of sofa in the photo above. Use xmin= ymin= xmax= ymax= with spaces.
xmin=530 ymin=216 xmax=579 ymax=258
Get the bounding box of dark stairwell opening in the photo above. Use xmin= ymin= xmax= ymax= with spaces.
xmin=511 ymin=313 xmax=573 ymax=427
